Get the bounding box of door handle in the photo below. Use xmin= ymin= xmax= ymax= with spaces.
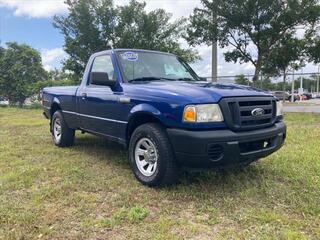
xmin=81 ymin=93 xmax=87 ymax=99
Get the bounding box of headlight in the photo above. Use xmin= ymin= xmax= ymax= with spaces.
xmin=183 ymin=104 xmax=224 ymax=122
xmin=276 ymin=101 xmax=283 ymax=116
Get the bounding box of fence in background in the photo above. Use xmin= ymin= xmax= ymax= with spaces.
xmin=204 ymin=72 xmax=320 ymax=94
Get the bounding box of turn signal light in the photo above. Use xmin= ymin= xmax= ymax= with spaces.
xmin=183 ymin=106 xmax=196 ymax=122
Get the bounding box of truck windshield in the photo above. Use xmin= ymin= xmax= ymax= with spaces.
xmin=116 ymin=51 xmax=200 ymax=82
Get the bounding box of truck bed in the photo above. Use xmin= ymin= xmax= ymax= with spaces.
xmin=42 ymin=86 xmax=79 ymax=117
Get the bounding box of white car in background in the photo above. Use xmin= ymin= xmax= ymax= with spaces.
xmin=0 ymin=97 xmax=9 ymax=105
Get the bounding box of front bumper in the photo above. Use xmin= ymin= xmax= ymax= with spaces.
xmin=167 ymin=121 xmax=286 ymax=168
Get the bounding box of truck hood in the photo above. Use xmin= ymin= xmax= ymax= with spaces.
xmin=123 ymin=81 xmax=272 ymax=103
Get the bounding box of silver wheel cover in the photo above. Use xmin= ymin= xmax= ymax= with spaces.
xmin=134 ymin=137 xmax=158 ymax=177
xmin=53 ymin=118 xmax=62 ymax=142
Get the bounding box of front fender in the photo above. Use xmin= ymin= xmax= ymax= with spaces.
xmin=129 ymin=103 xmax=161 ymax=118
xmin=128 ymin=103 xmax=163 ymax=123
xmin=125 ymin=104 xmax=164 ymax=145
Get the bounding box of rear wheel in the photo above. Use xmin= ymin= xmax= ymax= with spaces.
xmin=129 ymin=123 xmax=177 ymax=186
xmin=51 ymin=110 xmax=75 ymax=147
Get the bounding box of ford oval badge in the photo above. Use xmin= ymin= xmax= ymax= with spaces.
xmin=251 ymin=108 xmax=265 ymax=117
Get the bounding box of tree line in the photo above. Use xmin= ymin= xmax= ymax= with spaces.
xmin=235 ymin=74 xmax=319 ymax=92
xmin=0 ymin=0 xmax=319 ymax=105
xmin=0 ymin=42 xmax=76 ymax=105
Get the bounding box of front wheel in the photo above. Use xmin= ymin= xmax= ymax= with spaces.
xmin=129 ymin=123 xmax=177 ymax=186
xmin=51 ymin=110 xmax=75 ymax=147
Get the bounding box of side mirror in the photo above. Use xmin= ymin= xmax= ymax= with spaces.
xmin=90 ymin=72 xmax=116 ymax=87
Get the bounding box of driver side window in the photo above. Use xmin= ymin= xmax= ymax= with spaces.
xmin=90 ymin=55 xmax=115 ymax=83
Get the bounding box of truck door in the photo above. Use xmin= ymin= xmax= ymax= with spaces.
xmin=77 ymin=54 xmax=124 ymax=139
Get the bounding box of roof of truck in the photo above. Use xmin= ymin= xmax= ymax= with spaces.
xmin=92 ymin=48 xmax=175 ymax=57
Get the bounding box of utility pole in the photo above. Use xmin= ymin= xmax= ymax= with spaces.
xmin=298 ymin=75 xmax=304 ymax=95
xmin=212 ymin=41 xmax=218 ymax=83
xmin=317 ymin=65 xmax=320 ymax=94
xmin=291 ymin=70 xmax=295 ymax=102
xmin=211 ymin=8 xmax=218 ymax=83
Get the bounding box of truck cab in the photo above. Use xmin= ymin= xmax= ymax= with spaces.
xmin=42 ymin=49 xmax=286 ymax=186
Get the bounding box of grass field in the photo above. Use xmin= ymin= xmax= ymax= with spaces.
xmin=0 ymin=107 xmax=319 ymax=239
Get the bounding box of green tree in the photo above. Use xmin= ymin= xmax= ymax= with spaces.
xmin=294 ymin=76 xmax=318 ymax=92
xmin=306 ymin=35 xmax=320 ymax=63
xmin=262 ymin=36 xmax=305 ymax=101
xmin=187 ymin=0 xmax=320 ymax=85
xmin=260 ymin=77 xmax=276 ymax=91
xmin=32 ymin=68 xmax=77 ymax=97
xmin=234 ymin=74 xmax=250 ymax=85
xmin=54 ymin=0 xmax=199 ymax=80
xmin=0 ymin=42 xmax=47 ymax=105
xmin=235 ymin=74 xmax=277 ymax=91
xmin=47 ymin=68 xmax=74 ymax=82
xmin=32 ymin=79 xmax=75 ymax=95
xmin=0 ymin=45 xmax=4 ymax=58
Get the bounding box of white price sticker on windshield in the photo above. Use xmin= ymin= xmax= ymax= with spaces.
xmin=122 ymin=52 xmax=138 ymax=61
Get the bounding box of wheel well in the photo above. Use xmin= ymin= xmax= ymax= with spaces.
xmin=50 ymin=103 xmax=61 ymax=118
xmin=126 ymin=113 xmax=162 ymax=145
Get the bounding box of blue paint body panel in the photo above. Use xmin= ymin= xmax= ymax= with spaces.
xmin=42 ymin=49 xmax=275 ymax=146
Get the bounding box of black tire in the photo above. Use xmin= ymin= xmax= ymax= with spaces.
xmin=129 ymin=123 xmax=177 ymax=187
xmin=51 ymin=110 xmax=75 ymax=147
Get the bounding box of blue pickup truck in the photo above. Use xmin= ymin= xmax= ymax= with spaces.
xmin=41 ymin=49 xmax=286 ymax=186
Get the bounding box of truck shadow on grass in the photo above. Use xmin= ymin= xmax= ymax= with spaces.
xmin=72 ymin=134 xmax=274 ymax=192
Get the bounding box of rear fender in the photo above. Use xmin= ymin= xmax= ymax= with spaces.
xmin=52 ymin=97 xmax=61 ymax=107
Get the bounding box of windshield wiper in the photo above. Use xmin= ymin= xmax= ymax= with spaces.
xmin=128 ymin=77 xmax=176 ymax=82
xmin=176 ymin=77 xmax=196 ymax=81
xmin=128 ymin=77 xmax=161 ymax=82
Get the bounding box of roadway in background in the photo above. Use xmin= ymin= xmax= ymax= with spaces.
xmin=284 ymin=99 xmax=320 ymax=113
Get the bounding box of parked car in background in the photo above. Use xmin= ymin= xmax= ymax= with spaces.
xmin=289 ymin=93 xmax=299 ymax=102
xmin=0 ymin=96 xmax=9 ymax=105
xmin=41 ymin=49 xmax=286 ymax=186
xmin=312 ymin=93 xmax=320 ymax=99
xmin=294 ymin=91 xmax=313 ymax=101
xmin=271 ymin=91 xmax=290 ymax=101
xmin=271 ymin=91 xmax=300 ymax=102
xmin=302 ymin=93 xmax=312 ymax=100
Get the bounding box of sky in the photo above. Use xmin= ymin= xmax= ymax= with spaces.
xmin=0 ymin=0 xmax=318 ymax=78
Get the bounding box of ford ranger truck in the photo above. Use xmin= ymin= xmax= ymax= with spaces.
xmin=41 ymin=49 xmax=286 ymax=186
